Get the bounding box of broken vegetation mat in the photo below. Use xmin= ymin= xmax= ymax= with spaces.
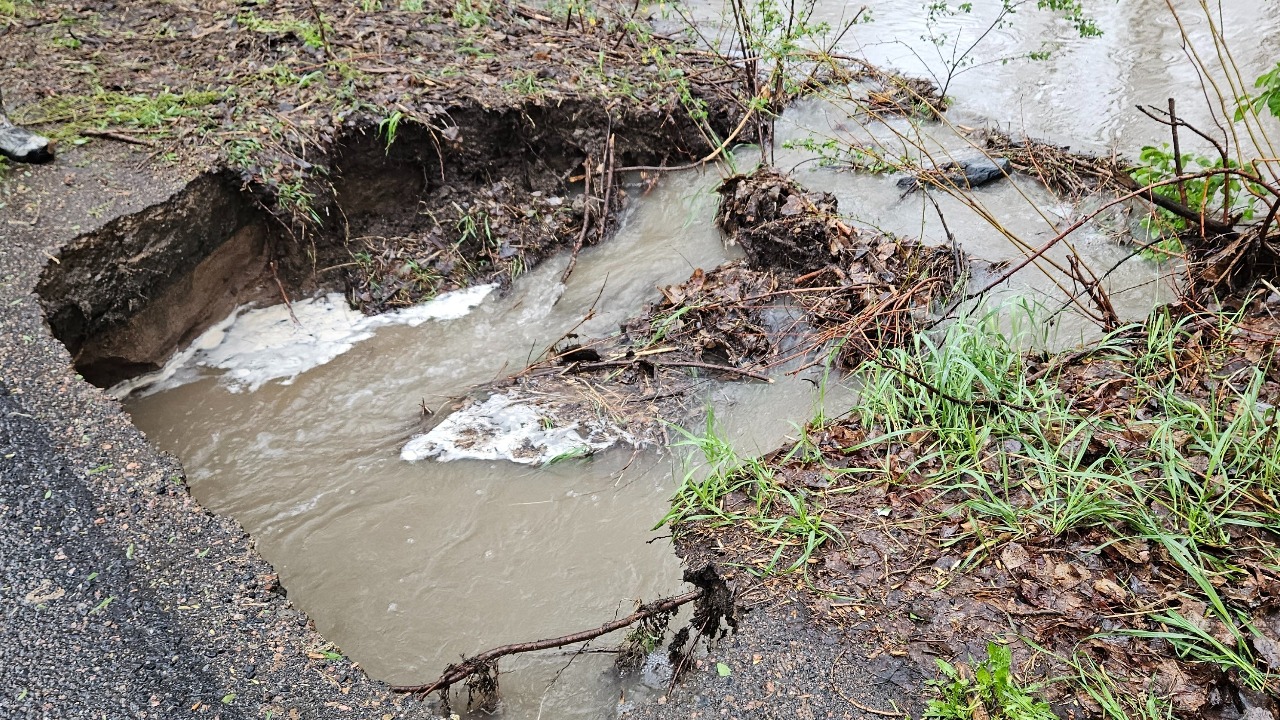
xmin=444 ymin=168 xmax=966 ymax=457
xmin=661 ymin=298 xmax=1280 ymax=720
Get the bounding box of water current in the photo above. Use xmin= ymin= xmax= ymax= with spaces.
xmin=124 ymin=2 xmax=1277 ymax=717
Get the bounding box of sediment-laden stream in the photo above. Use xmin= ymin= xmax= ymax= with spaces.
xmin=112 ymin=2 xmax=1280 ymax=717
xmin=125 ymin=167 xmax=861 ymax=717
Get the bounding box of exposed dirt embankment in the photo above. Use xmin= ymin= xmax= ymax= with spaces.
xmin=36 ymin=97 xmax=733 ymax=391
xmin=38 ymin=171 xmax=275 ymax=387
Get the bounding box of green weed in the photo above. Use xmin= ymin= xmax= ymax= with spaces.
xmin=926 ymin=642 xmax=1056 ymax=720
xmin=829 ymin=302 xmax=1280 ymax=685
xmin=1118 ymin=610 xmax=1274 ymax=692
xmin=236 ymin=11 xmax=330 ymax=51
xmin=1129 ymin=144 xmax=1261 ymax=248
xmin=13 ymin=89 xmax=223 ymax=141
xmin=0 ymin=0 xmax=32 ymax=24
xmin=378 ymin=110 xmax=404 ymax=152
xmin=543 ymin=446 xmax=593 ymax=466
xmin=657 ymin=411 xmax=841 ymax=575
xmin=1069 ymin=655 xmax=1172 ymax=720
xmin=452 ymin=0 xmax=491 ymax=28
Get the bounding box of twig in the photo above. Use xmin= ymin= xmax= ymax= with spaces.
xmin=540 ymin=276 xmax=609 ymax=359
xmin=964 ymin=169 xmax=1244 ymax=305
xmin=79 ymin=129 xmax=157 ymax=148
xmin=270 ymin=261 xmax=300 ymax=326
xmin=595 ymin=127 xmax=617 ymax=246
xmin=571 ymin=358 xmax=773 ymax=383
xmin=390 ymin=589 xmax=704 ymax=696
xmin=304 ymin=0 xmax=335 ymax=60
xmin=560 ymin=154 xmax=594 ymax=284
xmin=1168 ymin=98 xmax=1188 ymax=207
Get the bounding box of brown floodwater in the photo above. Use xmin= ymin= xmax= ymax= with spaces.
xmin=120 ymin=3 xmax=1275 ymax=715
xmin=125 ymin=166 xmax=859 ymax=717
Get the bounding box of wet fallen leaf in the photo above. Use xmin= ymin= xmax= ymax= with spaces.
xmin=1000 ymin=542 xmax=1031 ymax=571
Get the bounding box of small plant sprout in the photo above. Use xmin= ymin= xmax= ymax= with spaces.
xmin=379 ymin=110 xmax=404 ymax=152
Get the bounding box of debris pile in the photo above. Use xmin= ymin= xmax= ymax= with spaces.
xmin=620 ymin=263 xmax=778 ymax=367
xmin=415 ymin=168 xmax=966 ymax=460
xmin=980 ymin=129 xmax=1123 ymax=197
xmin=716 ymin=168 xmax=846 ymax=273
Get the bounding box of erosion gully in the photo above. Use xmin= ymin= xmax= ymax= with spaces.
xmin=121 ymin=2 xmax=1274 ymax=718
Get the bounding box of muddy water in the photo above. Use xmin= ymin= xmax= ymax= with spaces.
xmin=126 ymin=169 xmax=846 ymax=718
xmin=682 ymin=0 xmax=1280 ymax=152
xmin=119 ymin=3 xmax=1268 ymax=716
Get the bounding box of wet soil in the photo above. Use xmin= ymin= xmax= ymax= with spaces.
xmin=657 ymin=300 xmax=1280 ymax=720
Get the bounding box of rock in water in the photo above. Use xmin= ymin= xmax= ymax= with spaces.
xmin=0 ymin=115 xmax=53 ymax=163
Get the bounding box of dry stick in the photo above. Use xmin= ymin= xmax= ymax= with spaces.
xmin=1257 ymin=193 xmax=1280 ymax=247
xmin=560 ymin=154 xmax=594 ymax=284
xmin=534 ymin=277 xmax=610 ymax=367
xmin=79 ymin=129 xmax=157 ymax=148
xmin=1135 ymin=104 xmax=1237 ymax=176
xmin=570 ymin=358 xmax=773 ymax=383
xmin=962 ymin=169 xmax=1244 ymax=306
xmin=269 ymin=261 xmax=300 ymax=326
xmin=596 ymin=130 xmax=617 ymax=247
xmin=390 ymin=589 xmax=704 ymax=696
xmin=305 ymin=0 xmax=336 ymax=61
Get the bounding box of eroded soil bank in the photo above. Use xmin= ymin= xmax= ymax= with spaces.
xmin=0 ymin=1 xmax=743 ymax=718
xmin=8 ymin=1 xmax=1280 ymax=720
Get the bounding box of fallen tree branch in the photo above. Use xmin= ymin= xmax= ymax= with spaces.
xmin=78 ymin=129 xmax=158 ymax=148
xmin=389 ymin=588 xmax=704 ymax=696
xmin=1111 ymin=170 xmax=1237 ymax=236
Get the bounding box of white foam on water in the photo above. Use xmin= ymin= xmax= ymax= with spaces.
xmin=401 ymin=394 xmax=623 ymax=465
xmin=110 ymin=285 xmax=496 ymax=398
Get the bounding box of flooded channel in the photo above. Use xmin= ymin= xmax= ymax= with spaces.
xmin=119 ymin=1 xmax=1278 ymax=716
